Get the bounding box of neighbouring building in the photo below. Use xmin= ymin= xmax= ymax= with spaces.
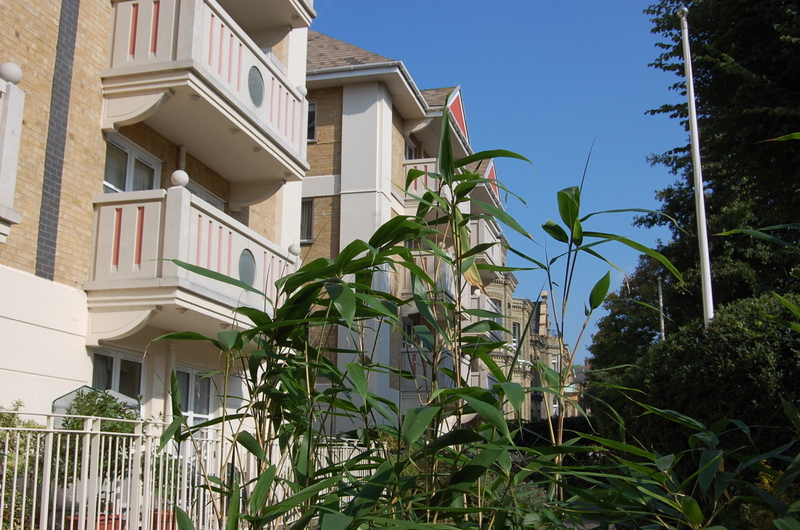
xmin=0 ymin=0 xmax=316 ymax=420
xmin=303 ymin=31 xmax=520 ymax=429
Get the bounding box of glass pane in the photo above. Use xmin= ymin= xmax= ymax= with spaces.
xmin=92 ymin=353 xmax=114 ymax=390
xmin=194 ymin=375 xmax=211 ymax=416
xmin=104 ymin=143 xmax=128 ymax=193
xmin=132 ymin=158 xmax=155 ymax=191
xmin=300 ymin=200 xmax=313 ymax=241
xmin=307 ymin=101 xmax=316 ymax=140
xmin=176 ymin=371 xmax=190 ymax=413
xmin=118 ymin=359 xmax=142 ymax=399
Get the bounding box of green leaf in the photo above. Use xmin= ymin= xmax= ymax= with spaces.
xmin=471 ymin=199 xmax=534 ymax=240
xmin=496 ymin=382 xmax=525 ymax=416
xmin=401 ymin=406 xmax=440 ymax=447
xmin=655 ymin=454 xmax=674 ymax=471
xmin=166 ymin=259 xmax=265 ymax=296
xmin=236 ymin=431 xmax=267 ymax=461
xmin=582 ymin=232 xmax=684 ymax=284
xmin=454 ymin=149 xmax=531 ymax=168
xmin=557 ymin=186 xmax=580 ymax=230
xmin=320 ymin=513 xmax=354 ymax=530
xmin=589 ymin=271 xmax=611 ymax=311
xmin=681 ymin=497 xmax=703 ymax=527
xmin=345 ymin=363 xmax=368 ymax=399
xmin=249 ymin=465 xmax=277 ymax=513
xmin=225 ymin=476 xmax=240 ymax=530
xmin=542 ymin=220 xmax=569 ymax=243
xmin=762 ymin=132 xmax=800 ymax=142
xmin=175 ymin=508 xmax=195 ymax=530
xmin=698 ymin=449 xmax=722 ymax=493
xmin=217 ymin=329 xmax=240 ymax=352
xmin=325 ymin=283 xmax=356 ymax=328
xmin=462 ymin=395 xmax=511 ymax=441
xmin=774 ymin=517 xmax=800 ymax=530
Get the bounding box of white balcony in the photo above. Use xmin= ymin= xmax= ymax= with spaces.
xmin=84 ymin=186 xmax=299 ymax=344
xmin=102 ymin=0 xmax=311 ymax=203
xmin=469 ymin=218 xmax=505 ymax=285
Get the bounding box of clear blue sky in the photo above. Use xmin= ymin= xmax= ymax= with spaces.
xmin=311 ymin=1 xmax=689 ymax=363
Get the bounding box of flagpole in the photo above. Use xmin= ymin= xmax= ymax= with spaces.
xmin=677 ymin=6 xmax=714 ymax=328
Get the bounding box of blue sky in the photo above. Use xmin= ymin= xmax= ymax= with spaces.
xmin=311 ymin=1 xmax=689 ymax=363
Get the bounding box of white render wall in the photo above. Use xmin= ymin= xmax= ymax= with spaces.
xmin=0 ymin=265 xmax=91 ymax=414
xmin=338 ymin=82 xmax=396 ymax=408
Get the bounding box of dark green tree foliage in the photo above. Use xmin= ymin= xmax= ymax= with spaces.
xmin=588 ymin=255 xmax=664 ymax=371
xmin=590 ymin=0 xmax=800 ymax=362
xmin=596 ymin=293 xmax=800 ymax=457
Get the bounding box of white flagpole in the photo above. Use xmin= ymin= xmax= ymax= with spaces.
xmin=677 ymin=6 xmax=714 ymax=328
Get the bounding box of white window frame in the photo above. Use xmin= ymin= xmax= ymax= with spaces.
xmin=103 ymin=134 xmax=162 ymax=193
xmin=175 ymin=367 xmax=214 ymax=426
xmin=92 ymin=348 xmax=144 ymax=401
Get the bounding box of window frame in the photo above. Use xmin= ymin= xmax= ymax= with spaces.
xmin=92 ymin=348 xmax=144 ymax=401
xmin=300 ymin=198 xmax=313 ymax=243
xmin=307 ymin=100 xmax=317 ymax=142
xmin=175 ymin=367 xmax=214 ymax=426
xmin=103 ymin=134 xmax=162 ymax=193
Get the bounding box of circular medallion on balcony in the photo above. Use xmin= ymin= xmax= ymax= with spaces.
xmin=248 ymin=66 xmax=264 ymax=107
xmin=239 ymin=249 xmax=257 ymax=287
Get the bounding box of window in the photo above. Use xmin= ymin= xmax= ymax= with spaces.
xmin=404 ymin=140 xmax=418 ymax=160
xmin=512 ymin=322 xmax=521 ymax=339
xmin=175 ymin=368 xmax=212 ymax=426
xmin=103 ymin=135 xmax=161 ymax=193
xmin=186 ymin=180 xmax=226 ymax=211
xmin=300 ymin=199 xmax=313 ymax=243
xmin=307 ymin=100 xmax=316 ymax=141
xmin=92 ymin=349 xmax=143 ymax=400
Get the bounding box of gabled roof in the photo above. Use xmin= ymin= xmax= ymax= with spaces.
xmin=307 ymin=31 xmax=391 ymax=70
xmin=420 ymin=87 xmax=455 ymax=108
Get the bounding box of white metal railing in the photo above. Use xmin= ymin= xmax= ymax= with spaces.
xmin=0 ymin=412 xmax=364 ymax=530
xmin=87 ymin=186 xmax=298 ymax=309
xmin=107 ymin=0 xmax=305 ymax=155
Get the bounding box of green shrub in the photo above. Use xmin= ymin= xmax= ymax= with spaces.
xmin=597 ymin=292 xmax=800 ymax=459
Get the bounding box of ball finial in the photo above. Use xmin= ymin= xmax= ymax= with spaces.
xmin=171 ymin=169 xmax=189 ymax=187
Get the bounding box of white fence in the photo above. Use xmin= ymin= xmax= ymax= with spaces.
xmin=0 ymin=413 xmax=363 ymax=530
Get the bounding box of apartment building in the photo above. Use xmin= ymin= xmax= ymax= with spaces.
xmin=302 ymin=31 xmax=516 ymax=425
xmin=0 ymin=0 xmax=315 ymax=419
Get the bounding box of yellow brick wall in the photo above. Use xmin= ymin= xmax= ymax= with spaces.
xmin=0 ymin=1 xmax=63 ymax=273
xmin=301 ymin=195 xmax=340 ymax=262
xmin=248 ymin=194 xmax=278 ymax=242
xmin=306 ymin=87 xmax=342 ymax=177
xmin=391 ymin=107 xmax=405 ymax=196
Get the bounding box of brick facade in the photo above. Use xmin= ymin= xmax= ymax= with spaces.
xmin=306 ymin=87 xmax=342 ymax=176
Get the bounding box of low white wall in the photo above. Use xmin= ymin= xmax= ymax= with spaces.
xmin=0 ymin=265 xmax=92 ymax=414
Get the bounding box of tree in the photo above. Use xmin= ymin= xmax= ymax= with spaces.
xmin=595 ymin=292 xmax=800 ymax=460
xmin=589 ymin=0 xmax=800 ymax=361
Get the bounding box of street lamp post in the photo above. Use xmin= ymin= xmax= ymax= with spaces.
xmin=677 ymin=6 xmax=714 ymax=328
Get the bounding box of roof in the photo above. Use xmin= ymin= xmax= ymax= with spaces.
xmin=420 ymin=87 xmax=455 ymax=108
xmin=307 ymin=31 xmax=392 ymax=70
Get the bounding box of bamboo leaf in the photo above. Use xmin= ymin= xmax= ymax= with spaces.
xmin=462 ymin=395 xmax=511 ymax=440
xmin=680 ymin=497 xmax=704 ymax=527
xmin=175 ymin=508 xmax=195 ymax=530
xmin=542 ymin=220 xmax=569 ymax=243
xmin=325 ymin=283 xmax=356 ymax=328
xmin=589 ymin=271 xmax=611 ymax=311
xmin=236 ymin=431 xmax=267 ymax=461
xmin=557 ymin=187 xmax=580 ymax=229
xmin=320 ymin=513 xmax=354 ymax=530
xmin=166 ymin=259 xmax=265 ymax=296
xmin=583 ymin=232 xmax=684 ymax=283
xmin=225 ymin=476 xmax=240 ymax=530
xmin=496 ymin=382 xmax=525 ymax=416
xmin=455 ymin=149 xmax=531 ymax=168
xmin=249 ymin=465 xmax=277 ymax=513
xmin=401 ymin=406 xmax=441 ymax=447
xmin=471 ymin=199 xmax=534 ymax=240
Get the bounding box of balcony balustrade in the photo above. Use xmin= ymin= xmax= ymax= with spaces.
xmin=103 ymin=0 xmax=310 ymax=196
xmin=84 ymin=186 xmax=299 ymax=343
